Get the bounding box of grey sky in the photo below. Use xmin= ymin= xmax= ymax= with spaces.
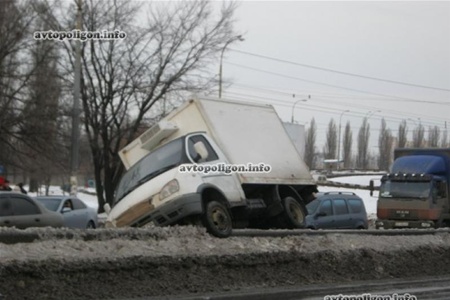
xmin=217 ymin=1 xmax=450 ymax=149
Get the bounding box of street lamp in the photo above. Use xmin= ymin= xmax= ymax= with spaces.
xmin=291 ymin=95 xmax=311 ymax=123
xmin=337 ymin=110 xmax=350 ymax=164
xmin=218 ymin=35 xmax=244 ymax=98
xmin=364 ymin=110 xmax=381 ymax=121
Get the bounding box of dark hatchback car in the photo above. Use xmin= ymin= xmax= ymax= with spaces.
xmin=0 ymin=192 xmax=63 ymax=228
xmin=305 ymin=192 xmax=368 ymax=229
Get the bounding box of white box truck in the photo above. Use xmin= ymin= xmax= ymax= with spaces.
xmin=104 ymin=97 xmax=317 ymax=237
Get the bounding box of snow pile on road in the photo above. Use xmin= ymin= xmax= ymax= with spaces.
xmin=1 ymin=226 xmax=450 ymax=262
xmin=3 ymin=226 xmax=450 ymax=299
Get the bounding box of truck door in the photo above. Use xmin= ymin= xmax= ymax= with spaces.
xmin=186 ymin=134 xmax=243 ymax=202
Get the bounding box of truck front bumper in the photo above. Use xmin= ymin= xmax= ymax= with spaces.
xmin=134 ymin=193 xmax=203 ymax=227
xmin=375 ymin=219 xmax=435 ymax=229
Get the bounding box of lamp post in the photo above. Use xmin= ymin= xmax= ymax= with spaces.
xmin=218 ymin=35 xmax=244 ymax=98
xmin=364 ymin=110 xmax=381 ymax=121
xmin=337 ymin=110 xmax=350 ymax=165
xmin=291 ymin=95 xmax=311 ymax=123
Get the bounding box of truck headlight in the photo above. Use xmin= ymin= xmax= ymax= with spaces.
xmin=160 ymin=179 xmax=179 ymax=200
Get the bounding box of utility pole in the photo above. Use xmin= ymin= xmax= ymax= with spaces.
xmin=70 ymin=0 xmax=82 ymax=195
xmin=337 ymin=110 xmax=350 ymax=169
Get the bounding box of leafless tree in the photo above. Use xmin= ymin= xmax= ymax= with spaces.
xmin=304 ymin=118 xmax=317 ymax=169
xmin=356 ymin=118 xmax=370 ymax=170
xmin=442 ymin=127 xmax=448 ymax=148
xmin=342 ymin=121 xmax=352 ymax=169
xmin=412 ymin=124 xmax=425 ymax=148
xmin=0 ymin=0 xmax=35 ymax=167
xmin=397 ymin=120 xmax=408 ymax=148
xmin=323 ymin=119 xmax=337 ymax=159
xmin=428 ymin=126 xmax=440 ymax=148
xmin=18 ymin=21 xmax=67 ymax=192
xmin=36 ymin=0 xmax=240 ymax=210
xmin=378 ymin=118 xmax=393 ymax=171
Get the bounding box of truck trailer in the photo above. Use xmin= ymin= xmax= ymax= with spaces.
xmin=375 ymin=148 xmax=450 ymax=229
xmin=104 ymin=97 xmax=317 ymax=237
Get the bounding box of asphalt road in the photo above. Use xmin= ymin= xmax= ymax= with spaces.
xmin=139 ymin=275 xmax=450 ymax=300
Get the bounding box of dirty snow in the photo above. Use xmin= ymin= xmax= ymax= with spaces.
xmin=5 ymin=175 xmax=450 ymax=300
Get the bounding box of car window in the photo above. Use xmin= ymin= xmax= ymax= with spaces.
xmin=72 ymin=198 xmax=87 ymax=210
xmin=348 ymin=199 xmax=363 ymax=213
xmin=319 ymin=200 xmax=333 ymax=216
xmin=187 ymin=135 xmax=219 ymax=162
xmin=10 ymin=196 xmax=40 ymax=215
xmin=63 ymin=200 xmax=74 ymax=210
xmin=36 ymin=198 xmax=61 ymax=211
xmin=0 ymin=197 xmax=13 ymax=216
xmin=333 ymin=199 xmax=348 ymax=215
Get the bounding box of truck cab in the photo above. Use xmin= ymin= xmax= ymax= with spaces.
xmin=376 ymin=150 xmax=450 ymax=229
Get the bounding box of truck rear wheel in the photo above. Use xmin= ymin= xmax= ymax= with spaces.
xmin=202 ymin=200 xmax=232 ymax=238
xmin=279 ymin=196 xmax=306 ymax=229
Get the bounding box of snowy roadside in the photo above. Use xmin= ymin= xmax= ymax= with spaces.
xmin=0 ymin=225 xmax=449 ymax=263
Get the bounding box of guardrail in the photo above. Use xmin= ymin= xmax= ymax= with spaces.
xmin=316 ymin=180 xmax=379 ymax=190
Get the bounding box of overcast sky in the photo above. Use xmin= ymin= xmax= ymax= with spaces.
xmin=216 ymin=1 xmax=450 ymax=150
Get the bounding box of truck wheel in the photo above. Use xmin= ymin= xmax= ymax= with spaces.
xmin=202 ymin=201 xmax=232 ymax=238
xmin=280 ymin=196 xmax=306 ymax=229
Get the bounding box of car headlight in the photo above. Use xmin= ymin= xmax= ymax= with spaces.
xmin=160 ymin=179 xmax=179 ymax=200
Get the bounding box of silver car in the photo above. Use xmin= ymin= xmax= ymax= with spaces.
xmin=35 ymin=196 xmax=98 ymax=229
xmin=0 ymin=192 xmax=63 ymax=228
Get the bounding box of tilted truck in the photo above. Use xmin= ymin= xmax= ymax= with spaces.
xmin=375 ymin=148 xmax=450 ymax=229
xmin=104 ymin=97 xmax=317 ymax=237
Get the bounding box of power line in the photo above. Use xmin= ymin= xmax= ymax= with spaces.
xmin=228 ymin=82 xmax=450 ymax=126
xmin=230 ymin=49 xmax=450 ymax=92
xmin=226 ymin=62 xmax=450 ymax=106
xmin=222 ymin=90 xmax=448 ymax=129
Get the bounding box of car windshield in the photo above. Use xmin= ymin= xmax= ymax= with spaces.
xmin=379 ymin=181 xmax=432 ymax=199
xmin=114 ymin=137 xmax=185 ymax=205
xmin=306 ymin=199 xmax=320 ymax=214
xmin=36 ymin=198 xmax=61 ymax=211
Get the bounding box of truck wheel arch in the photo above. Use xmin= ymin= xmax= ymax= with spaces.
xmin=197 ymin=184 xmax=231 ymax=211
xmin=197 ymin=184 xmax=233 ymax=238
xmin=276 ymin=185 xmax=304 ymax=204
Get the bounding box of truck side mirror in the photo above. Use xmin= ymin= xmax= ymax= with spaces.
xmin=193 ymin=141 xmax=209 ymax=162
xmin=369 ymin=180 xmax=374 ymax=197
xmin=438 ymin=182 xmax=447 ymax=198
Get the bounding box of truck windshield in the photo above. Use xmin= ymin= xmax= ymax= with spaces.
xmin=379 ymin=181 xmax=431 ymax=199
xmin=114 ymin=138 xmax=185 ymax=205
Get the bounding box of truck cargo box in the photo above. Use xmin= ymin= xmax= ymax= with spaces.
xmin=119 ymin=98 xmax=314 ymax=186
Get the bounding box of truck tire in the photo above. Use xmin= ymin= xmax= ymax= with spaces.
xmin=280 ymin=196 xmax=306 ymax=229
xmin=202 ymin=200 xmax=232 ymax=238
